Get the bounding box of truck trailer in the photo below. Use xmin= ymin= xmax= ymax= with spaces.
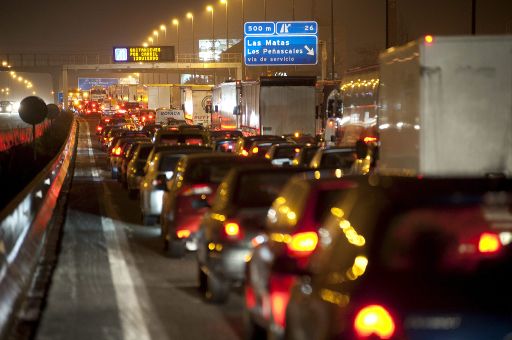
xmin=212 ymin=76 xmax=317 ymax=136
xmin=377 ymin=35 xmax=512 ymax=176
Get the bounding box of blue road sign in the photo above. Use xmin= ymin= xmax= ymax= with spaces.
xmin=244 ymin=21 xmax=318 ymax=66
xmin=276 ymin=21 xmax=318 ymax=35
xmin=78 ymin=78 xmax=119 ymax=91
xmin=57 ymin=92 xmax=64 ymax=103
xmin=244 ymin=22 xmax=275 ymax=36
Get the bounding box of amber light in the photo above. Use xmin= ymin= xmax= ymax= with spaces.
xmin=224 ymin=222 xmax=240 ymax=237
xmin=478 ymin=232 xmax=501 ymax=253
xmin=287 ymin=231 xmax=318 ymax=256
xmin=424 ymin=34 xmax=434 ymax=44
xmin=114 ymin=147 xmax=122 ymax=156
xmin=354 ymin=304 xmax=396 ymax=339
xmin=363 ymin=136 xmax=378 ymax=143
xmin=177 ymin=230 xmax=191 ymax=239
xmin=252 ymin=146 xmax=259 ymax=154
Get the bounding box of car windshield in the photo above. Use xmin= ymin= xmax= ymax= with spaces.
xmin=234 ymin=172 xmax=293 ymax=208
xmin=136 ymin=146 xmax=152 ymax=160
xmin=184 ymin=160 xmax=236 ymax=184
xmin=321 ymin=150 xmax=356 ymax=169
xmin=160 ymin=134 xmax=206 ymax=145
xmin=158 ymin=154 xmax=184 ymax=172
xmin=274 ymin=147 xmax=298 ymax=159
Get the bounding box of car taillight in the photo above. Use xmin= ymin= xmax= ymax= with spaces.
xmin=105 ymin=118 xmax=110 ymax=122
xmin=180 ymin=184 xmax=213 ymax=196
xmin=97 ymin=126 xmax=102 ymax=131
xmin=354 ymin=304 xmax=396 ymax=339
xmin=252 ymin=146 xmax=259 ymax=154
xmin=241 ymin=149 xmax=249 ymax=157
xmin=269 ymin=275 xmax=295 ymax=328
xmin=478 ymin=232 xmax=502 ymax=253
xmin=113 ymin=147 xmax=122 ymax=156
xmin=148 ymin=115 xmax=153 ymax=119
xmin=177 ymin=229 xmax=191 ymax=239
xmin=224 ymin=222 xmax=240 ymax=237
xmin=287 ymin=231 xmax=318 ymax=257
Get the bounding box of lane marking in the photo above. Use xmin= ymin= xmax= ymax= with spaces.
xmin=82 ymin=120 xmax=167 ymax=340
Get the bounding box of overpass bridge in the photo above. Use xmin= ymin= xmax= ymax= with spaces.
xmin=0 ymin=52 xmax=243 ymax=106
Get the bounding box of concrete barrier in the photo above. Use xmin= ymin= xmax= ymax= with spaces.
xmin=0 ymin=118 xmax=78 ymax=338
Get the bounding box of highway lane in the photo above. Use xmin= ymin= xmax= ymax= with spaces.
xmin=36 ymin=116 xmax=245 ymax=340
xmin=0 ymin=112 xmax=30 ymax=131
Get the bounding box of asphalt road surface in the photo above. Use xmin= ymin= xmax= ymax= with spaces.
xmin=0 ymin=112 xmax=30 ymax=131
xmin=36 ymin=116 xmax=245 ymax=340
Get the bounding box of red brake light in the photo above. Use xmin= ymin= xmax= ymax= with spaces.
xmin=177 ymin=229 xmax=191 ymax=239
xmin=148 ymin=115 xmax=153 ymax=119
xmin=114 ymin=147 xmax=122 ymax=156
xmin=105 ymin=118 xmax=110 ymax=122
xmin=97 ymin=126 xmax=103 ymax=131
xmin=269 ymin=275 xmax=296 ymax=328
xmin=478 ymin=232 xmax=501 ymax=253
xmin=354 ymin=304 xmax=396 ymax=339
xmin=287 ymin=231 xmax=318 ymax=257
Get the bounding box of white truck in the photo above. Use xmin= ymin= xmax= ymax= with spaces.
xmin=148 ymin=86 xmax=171 ymax=110
xmin=377 ymin=35 xmax=512 ymax=176
xmin=212 ymin=77 xmax=317 ymax=135
xmin=155 ymin=108 xmax=185 ymax=125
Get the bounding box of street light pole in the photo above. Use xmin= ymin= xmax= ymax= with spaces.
xmin=160 ymin=24 xmax=167 ymax=41
xmin=220 ymin=0 xmax=229 ymax=49
xmin=330 ymin=0 xmax=335 ymax=80
xmin=187 ymin=13 xmax=195 ymax=58
xmin=173 ymin=19 xmax=180 ymax=58
xmin=207 ymin=6 xmax=215 ymax=59
xmin=292 ymin=0 xmax=295 ymax=20
xmin=264 ymin=0 xmax=267 ymax=20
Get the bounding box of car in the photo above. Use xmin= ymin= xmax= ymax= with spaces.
xmin=0 ymin=100 xmax=14 ymax=113
xmin=153 ymin=129 xmax=210 ymax=145
xmin=141 ymin=123 xmax=162 ymax=140
xmin=235 ymin=135 xmax=286 ymax=157
xmin=213 ymin=138 xmax=238 ymax=153
xmin=248 ymin=140 xmax=290 ymax=158
xmin=144 ymin=144 xmax=214 ymax=176
xmin=109 ymin=136 xmax=150 ymax=179
xmin=265 ymin=144 xmax=306 ymax=166
xmin=126 ymin=142 xmax=154 ymax=198
xmin=244 ymin=175 xmax=357 ymax=338
xmin=283 ymin=176 xmax=512 ymax=340
xmin=160 ymin=154 xmax=268 ymax=257
xmin=196 ymin=166 xmax=311 ymax=304
xmin=209 ymin=130 xmax=243 ymax=142
xmin=281 ymin=133 xmax=316 ymax=144
xmin=291 ymin=145 xmax=320 ymax=167
xmin=119 ymin=140 xmax=150 ymax=186
xmin=309 ymin=146 xmax=358 ymax=170
xmin=139 ymin=147 xmax=216 ymax=225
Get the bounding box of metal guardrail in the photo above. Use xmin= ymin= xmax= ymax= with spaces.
xmin=0 ymin=118 xmax=77 ymax=338
xmin=0 ymin=53 xmax=242 ymax=67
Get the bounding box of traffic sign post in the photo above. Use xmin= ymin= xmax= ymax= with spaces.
xmin=244 ymin=21 xmax=318 ymax=66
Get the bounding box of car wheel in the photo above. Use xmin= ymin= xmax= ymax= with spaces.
xmin=128 ymin=189 xmax=138 ymax=200
xmin=198 ymin=266 xmax=207 ymax=293
xmin=243 ymin=306 xmax=267 ymax=340
xmin=142 ymin=213 xmax=156 ymax=226
xmin=205 ymin=273 xmax=229 ymax=304
xmin=167 ymin=239 xmax=186 ymax=258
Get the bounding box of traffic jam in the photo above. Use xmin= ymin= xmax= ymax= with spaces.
xmin=88 ymin=35 xmax=512 ymax=340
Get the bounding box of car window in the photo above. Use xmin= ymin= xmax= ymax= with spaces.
xmin=160 ymin=134 xmax=206 ymax=145
xmin=184 ymin=161 xmax=235 ymax=184
xmin=234 ymin=172 xmax=293 ymax=208
xmin=158 ymin=154 xmax=184 ymax=172
xmin=321 ymin=151 xmax=356 ymax=169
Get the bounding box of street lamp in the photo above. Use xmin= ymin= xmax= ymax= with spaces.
xmin=264 ymin=0 xmax=266 ymax=20
xmin=220 ymin=0 xmax=229 ymax=49
xmin=153 ymin=30 xmax=159 ymax=44
xmin=187 ymin=12 xmax=195 ymax=58
xmin=148 ymin=37 xmax=154 ymax=46
xmin=143 ymin=42 xmax=148 ymax=47
xmin=160 ymin=24 xmax=167 ymax=40
xmin=172 ymin=19 xmax=180 ymax=58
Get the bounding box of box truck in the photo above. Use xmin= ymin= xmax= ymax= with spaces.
xmin=377 ymin=35 xmax=512 ymax=176
xmin=212 ymin=77 xmax=317 ymax=136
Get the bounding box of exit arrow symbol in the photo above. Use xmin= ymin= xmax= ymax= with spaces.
xmin=305 ymin=45 xmax=315 ymax=56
